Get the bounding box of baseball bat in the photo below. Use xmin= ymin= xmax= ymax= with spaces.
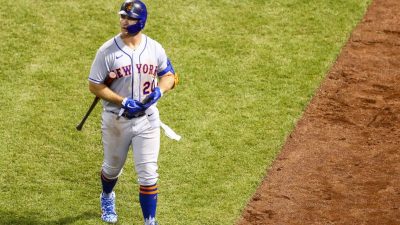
xmin=76 ymin=97 xmax=100 ymax=131
xmin=76 ymin=72 xmax=117 ymax=131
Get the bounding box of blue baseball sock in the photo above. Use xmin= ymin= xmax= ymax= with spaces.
xmin=101 ymin=172 xmax=118 ymax=196
xmin=139 ymin=184 xmax=158 ymax=222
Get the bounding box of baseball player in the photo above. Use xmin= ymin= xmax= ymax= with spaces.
xmin=87 ymin=0 xmax=177 ymax=224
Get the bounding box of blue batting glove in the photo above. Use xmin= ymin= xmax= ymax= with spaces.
xmin=122 ymin=97 xmax=144 ymax=115
xmin=142 ymin=87 xmax=162 ymax=109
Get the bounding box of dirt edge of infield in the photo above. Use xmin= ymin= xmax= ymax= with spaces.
xmin=237 ymin=0 xmax=400 ymax=224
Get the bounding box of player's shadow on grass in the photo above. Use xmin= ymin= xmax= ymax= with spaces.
xmin=0 ymin=210 xmax=98 ymax=225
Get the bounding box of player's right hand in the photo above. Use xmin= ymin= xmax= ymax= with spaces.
xmin=122 ymin=97 xmax=144 ymax=115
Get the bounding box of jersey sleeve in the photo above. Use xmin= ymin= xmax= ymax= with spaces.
xmin=156 ymin=45 xmax=175 ymax=77
xmin=88 ymin=49 xmax=110 ymax=84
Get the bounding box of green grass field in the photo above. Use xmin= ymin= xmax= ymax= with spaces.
xmin=0 ymin=0 xmax=370 ymax=224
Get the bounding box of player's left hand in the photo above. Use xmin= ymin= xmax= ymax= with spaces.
xmin=142 ymin=87 xmax=162 ymax=109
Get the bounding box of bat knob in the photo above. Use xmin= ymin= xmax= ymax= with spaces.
xmin=109 ymin=71 xmax=117 ymax=79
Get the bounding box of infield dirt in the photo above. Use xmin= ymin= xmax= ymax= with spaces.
xmin=237 ymin=0 xmax=400 ymax=224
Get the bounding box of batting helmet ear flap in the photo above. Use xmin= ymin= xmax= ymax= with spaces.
xmin=119 ymin=0 xmax=147 ymax=35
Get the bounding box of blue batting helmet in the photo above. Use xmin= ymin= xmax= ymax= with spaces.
xmin=118 ymin=0 xmax=147 ymax=35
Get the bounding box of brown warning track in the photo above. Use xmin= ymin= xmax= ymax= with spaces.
xmin=237 ymin=0 xmax=400 ymax=224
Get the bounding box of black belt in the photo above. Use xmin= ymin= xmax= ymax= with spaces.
xmin=107 ymin=110 xmax=145 ymax=119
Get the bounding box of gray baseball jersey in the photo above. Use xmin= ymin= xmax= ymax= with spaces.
xmin=89 ymin=33 xmax=170 ymax=113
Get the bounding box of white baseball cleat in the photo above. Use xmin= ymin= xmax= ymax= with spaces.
xmin=145 ymin=217 xmax=158 ymax=225
xmin=100 ymin=191 xmax=118 ymax=223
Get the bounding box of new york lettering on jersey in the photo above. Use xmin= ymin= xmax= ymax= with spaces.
xmin=112 ymin=63 xmax=158 ymax=79
xmin=112 ymin=62 xmax=157 ymax=91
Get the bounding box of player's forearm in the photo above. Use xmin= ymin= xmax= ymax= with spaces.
xmin=89 ymin=82 xmax=124 ymax=105
xmin=158 ymin=72 xmax=176 ymax=94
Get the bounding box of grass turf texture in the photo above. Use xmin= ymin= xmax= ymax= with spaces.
xmin=0 ymin=0 xmax=370 ymax=224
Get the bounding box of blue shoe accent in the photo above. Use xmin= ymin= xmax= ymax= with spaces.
xmin=100 ymin=192 xmax=118 ymax=223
